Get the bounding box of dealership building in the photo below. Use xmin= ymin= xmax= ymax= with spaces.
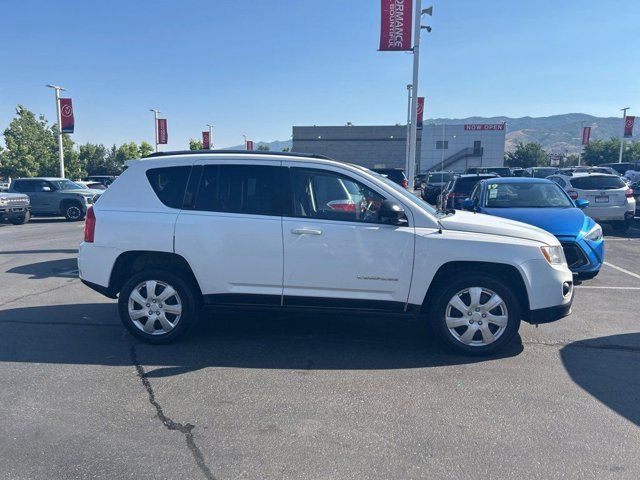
xmin=292 ymin=123 xmax=506 ymax=173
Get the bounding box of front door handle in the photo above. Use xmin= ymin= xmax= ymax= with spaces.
xmin=291 ymin=228 xmax=322 ymax=235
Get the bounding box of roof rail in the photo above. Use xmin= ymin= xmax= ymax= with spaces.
xmin=144 ymin=149 xmax=333 ymax=160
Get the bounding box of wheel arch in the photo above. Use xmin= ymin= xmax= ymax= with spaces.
xmin=108 ymin=251 xmax=202 ymax=299
xmin=421 ymin=261 xmax=530 ymax=318
xmin=59 ymin=197 xmax=83 ymax=215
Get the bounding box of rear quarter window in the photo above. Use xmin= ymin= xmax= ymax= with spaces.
xmin=145 ymin=166 xmax=191 ymax=208
xmin=569 ymin=176 xmax=625 ymax=190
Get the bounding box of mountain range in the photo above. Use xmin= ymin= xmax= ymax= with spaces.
xmin=227 ymin=113 xmax=628 ymax=155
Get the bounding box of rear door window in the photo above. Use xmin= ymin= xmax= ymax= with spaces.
xmin=570 ymin=176 xmax=625 ymax=190
xmin=194 ymin=164 xmax=282 ymax=216
xmin=146 ymin=166 xmax=192 ymax=208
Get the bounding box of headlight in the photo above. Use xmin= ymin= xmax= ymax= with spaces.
xmin=541 ymin=245 xmax=566 ymax=265
xmin=584 ymin=223 xmax=603 ymax=242
xmin=0 ymin=198 xmax=6 ymax=205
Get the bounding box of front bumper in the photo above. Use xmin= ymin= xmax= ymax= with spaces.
xmin=0 ymin=205 xmax=30 ymax=220
xmin=527 ymin=297 xmax=573 ymax=324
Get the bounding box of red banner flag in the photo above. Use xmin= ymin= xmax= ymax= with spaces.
xmin=379 ymin=0 xmax=413 ymax=51
xmin=202 ymin=131 xmax=210 ymax=149
xmin=417 ymin=96 xmax=424 ymax=129
xmin=246 ymin=140 xmax=254 ymax=151
xmin=581 ymin=126 xmax=591 ymax=145
xmin=624 ymin=116 xmax=635 ymax=138
xmin=157 ymin=119 xmax=168 ymax=144
xmin=59 ymin=98 xmax=74 ymax=133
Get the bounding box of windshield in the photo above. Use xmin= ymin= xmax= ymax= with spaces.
xmin=427 ymin=172 xmax=453 ymax=183
xmin=50 ymin=180 xmax=84 ymax=190
xmin=484 ymin=182 xmax=573 ymax=208
xmin=569 ymin=175 xmax=626 ymax=190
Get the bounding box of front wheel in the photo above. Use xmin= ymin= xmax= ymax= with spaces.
xmin=611 ymin=220 xmax=632 ymax=232
xmin=429 ymin=274 xmax=521 ymax=355
xmin=9 ymin=211 xmax=30 ymax=225
xmin=118 ymin=270 xmax=199 ymax=344
xmin=63 ymin=202 xmax=85 ymax=221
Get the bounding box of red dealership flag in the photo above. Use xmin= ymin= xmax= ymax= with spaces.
xmin=379 ymin=0 xmax=413 ymax=51
xmin=59 ymin=98 xmax=74 ymax=133
xmin=417 ymin=96 xmax=424 ymax=129
xmin=581 ymin=126 xmax=591 ymax=145
xmin=246 ymin=140 xmax=254 ymax=151
xmin=624 ymin=116 xmax=635 ymax=138
xmin=157 ymin=119 xmax=168 ymax=144
xmin=202 ymin=131 xmax=210 ymax=149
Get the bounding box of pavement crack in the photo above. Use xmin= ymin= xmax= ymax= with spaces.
xmin=130 ymin=345 xmax=216 ymax=480
xmin=0 ymin=278 xmax=78 ymax=308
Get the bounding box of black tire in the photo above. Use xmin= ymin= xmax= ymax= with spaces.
xmin=9 ymin=211 xmax=30 ymax=225
xmin=62 ymin=201 xmax=85 ymax=221
xmin=577 ymin=270 xmax=599 ymax=280
xmin=118 ymin=269 xmax=200 ymax=344
xmin=428 ymin=273 xmax=522 ymax=356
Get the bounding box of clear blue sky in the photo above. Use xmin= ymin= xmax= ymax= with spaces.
xmin=1 ymin=0 xmax=638 ymax=150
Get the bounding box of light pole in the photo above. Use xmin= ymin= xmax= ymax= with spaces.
xmin=406 ymin=2 xmax=433 ymax=191
xmin=242 ymin=134 xmax=247 ymax=150
xmin=578 ymin=121 xmax=585 ymax=166
xmin=46 ymin=84 xmax=66 ymax=178
xmin=405 ymin=84 xmax=412 ymax=175
xmin=618 ymin=107 xmax=630 ymax=163
xmin=150 ymin=109 xmax=160 ymax=152
xmin=206 ymin=124 xmax=214 ymax=149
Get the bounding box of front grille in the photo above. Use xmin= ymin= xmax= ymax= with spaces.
xmin=561 ymin=242 xmax=589 ymax=269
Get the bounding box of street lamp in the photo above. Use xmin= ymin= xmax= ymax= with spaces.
xmin=242 ymin=134 xmax=247 ymax=150
xmin=405 ymin=84 xmax=413 ymax=176
xmin=46 ymin=84 xmax=66 ymax=178
xmin=406 ymin=2 xmax=433 ymax=190
xmin=150 ymin=109 xmax=160 ymax=152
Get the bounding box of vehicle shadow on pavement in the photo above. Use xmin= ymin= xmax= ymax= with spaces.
xmin=560 ymin=333 xmax=640 ymax=427
xmin=6 ymin=258 xmax=78 ymax=278
xmin=0 ymin=303 xmax=523 ymax=375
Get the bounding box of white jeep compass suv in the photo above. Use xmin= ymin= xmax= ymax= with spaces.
xmin=79 ymin=151 xmax=574 ymax=355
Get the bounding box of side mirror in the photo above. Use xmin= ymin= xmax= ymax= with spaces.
xmin=575 ymin=199 xmax=589 ymax=209
xmin=42 ymin=186 xmax=52 ymax=192
xmin=378 ymin=199 xmax=408 ymax=226
xmin=461 ymin=198 xmax=475 ymax=211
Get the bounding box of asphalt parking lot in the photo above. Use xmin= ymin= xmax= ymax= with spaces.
xmin=1 ymin=218 xmax=639 ymax=480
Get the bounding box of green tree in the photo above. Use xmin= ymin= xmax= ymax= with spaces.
xmin=581 ymin=137 xmax=640 ymax=165
xmin=79 ymin=143 xmax=109 ymax=175
xmin=139 ymin=141 xmax=154 ymax=158
xmin=505 ymin=142 xmax=548 ymax=168
xmin=257 ymin=144 xmax=270 ymax=151
xmin=2 ymin=105 xmax=57 ymax=177
xmin=281 ymin=147 xmax=290 ymax=152
xmin=189 ymin=139 xmax=203 ymax=150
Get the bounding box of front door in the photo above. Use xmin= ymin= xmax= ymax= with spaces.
xmin=281 ymin=164 xmax=414 ymax=311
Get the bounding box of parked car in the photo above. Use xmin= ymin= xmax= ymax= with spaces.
xmin=510 ymin=168 xmax=525 ymax=177
xmin=463 ymin=178 xmax=603 ymax=279
xmin=630 ymin=180 xmax=640 ymax=214
xmin=465 ymin=166 xmax=512 ymax=177
xmin=83 ymin=175 xmax=117 ymax=186
xmin=547 ymin=173 xmax=635 ymax=231
xmin=522 ymin=167 xmax=558 ymax=178
xmin=371 ymin=168 xmax=408 ymax=189
xmin=0 ymin=181 xmax=10 ymax=192
xmin=438 ymin=173 xmax=498 ymax=210
xmin=9 ymin=178 xmax=101 ymax=221
xmin=600 ymin=162 xmax=640 ymax=176
xmin=75 ymin=181 xmax=107 ymax=190
xmin=79 ymin=151 xmax=574 ymax=355
xmin=422 ymin=171 xmax=454 ymax=205
xmin=557 ymin=166 xmax=617 ymax=176
xmin=0 ymin=192 xmax=31 ymax=225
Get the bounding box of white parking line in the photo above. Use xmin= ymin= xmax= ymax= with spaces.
xmin=603 ymin=261 xmax=640 ymax=280
xmin=576 ymin=286 xmax=640 ymax=290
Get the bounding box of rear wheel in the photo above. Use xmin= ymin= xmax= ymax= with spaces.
xmin=429 ymin=274 xmax=521 ymax=355
xmin=118 ymin=269 xmax=199 ymax=344
xmin=9 ymin=211 xmax=30 ymax=225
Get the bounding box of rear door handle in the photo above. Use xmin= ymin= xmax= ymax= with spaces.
xmin=291 ymin=228 xmax=322 ymax=235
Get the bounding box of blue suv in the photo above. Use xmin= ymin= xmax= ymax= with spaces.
xmin=463 ymin=178 xmax=604 ymax=279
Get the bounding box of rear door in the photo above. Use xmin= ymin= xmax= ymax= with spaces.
xmin=174 ymin=160 xmax=285 ymax=305
xmin=281 ymin=163 xmax=414 ymax=310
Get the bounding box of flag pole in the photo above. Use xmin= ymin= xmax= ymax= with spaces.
xmin=150 ymin=109 xmax=160 ymax=152
xmin=405 ymin=84 xmax=412 ymax=176
xmin=46 ymin=84 xmax=66 ymax=178
xmin=618 ymin=107 xmax=630 ymax=163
